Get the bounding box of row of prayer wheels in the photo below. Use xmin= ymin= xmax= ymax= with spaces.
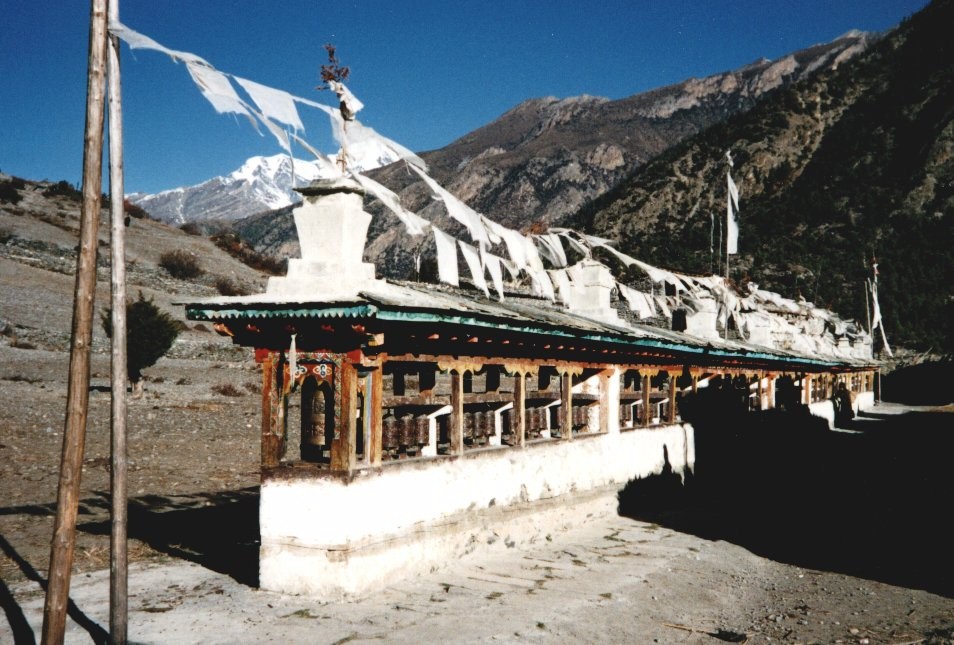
xmin=382 ymin=414 xmax=430 ymax=458
xmin=463 ymin=409 xmax=496 ymax=445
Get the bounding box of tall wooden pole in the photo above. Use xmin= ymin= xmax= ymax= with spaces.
xmin=107 ymin=0 xmax=129 ymax=639
xmin=42 ymin=1 xmax=109 ymax=642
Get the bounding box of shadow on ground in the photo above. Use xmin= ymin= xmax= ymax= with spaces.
xmin=618 ymin=394 xmax=954 ymax=598
xmin=78 ymin=487 xmax=261 ymax=588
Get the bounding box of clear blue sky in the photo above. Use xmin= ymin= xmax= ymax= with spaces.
xmin=1 ymin=1 xmax=929 ymax=195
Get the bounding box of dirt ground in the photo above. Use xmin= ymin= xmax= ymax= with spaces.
xmin=1 ymin=344 xmax=953 ymax=644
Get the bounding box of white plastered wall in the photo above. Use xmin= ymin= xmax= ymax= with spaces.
xmin=260 ymin=420 xmax=694 ymax=598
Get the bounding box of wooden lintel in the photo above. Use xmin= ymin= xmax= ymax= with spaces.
xmin=437 ymin=359 xmax=484 ymax=374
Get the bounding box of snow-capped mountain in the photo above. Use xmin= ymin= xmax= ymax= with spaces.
xmin=128 ymin=141 xmax=402 ymax=224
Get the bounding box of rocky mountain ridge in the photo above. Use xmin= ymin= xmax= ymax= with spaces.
xmin=232 ymin=32 xmax=872 ymax=273
xmin=573 ymin=0 xmax=953 ymax=351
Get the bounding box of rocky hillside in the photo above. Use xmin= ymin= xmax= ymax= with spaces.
xmin=234 ymin=32 xmax=871 ymax=272
xmin=573 ymin=0 xmax=953 ymax=352
xmin=0 ymin=175 xmax=266 ymax=358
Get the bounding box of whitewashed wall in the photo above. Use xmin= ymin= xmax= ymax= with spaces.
xmin=260 ymin=423 xmax=694 ymax=597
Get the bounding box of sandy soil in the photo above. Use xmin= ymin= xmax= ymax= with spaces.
xmin=1 ymin=345 xmax=953 ymax=644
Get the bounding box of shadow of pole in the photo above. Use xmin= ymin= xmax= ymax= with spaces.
xmin=78 ymin=487 xmax=261 ymax=588
xmin=0 ymin=533 xmax=109 ymax=644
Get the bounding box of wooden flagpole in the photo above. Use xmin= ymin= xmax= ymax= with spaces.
xmin=41 ymin=0 xmax=109 ymax=642
xmin=107 ymin=0 xmax=129 ymax=639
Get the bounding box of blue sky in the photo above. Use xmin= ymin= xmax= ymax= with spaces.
xmin=1 ymin=1 xmax=929 ymax=195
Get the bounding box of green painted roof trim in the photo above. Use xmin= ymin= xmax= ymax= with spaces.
xmin=375 ymin=309 xmax=837 ymax=368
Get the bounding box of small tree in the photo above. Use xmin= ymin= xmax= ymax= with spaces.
xmin=102 ymin=292 xmax=180 ymax=397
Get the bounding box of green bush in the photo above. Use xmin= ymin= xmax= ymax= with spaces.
xmin=102 ymin=292 xmax=180 ymax=385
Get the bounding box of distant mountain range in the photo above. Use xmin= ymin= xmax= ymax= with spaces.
xmin=230 ymin=30 xmax=872 ymax=275
xmin=127 ymin=139 xmax=403 ymax=225
xmin=572 ymin=0 xmax=953 ymax=351
xmin=125 ymin=3 xmax=954 ymax=352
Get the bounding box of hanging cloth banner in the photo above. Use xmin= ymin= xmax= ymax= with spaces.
xmin=109 ymin=20 xmax=208 ymax=65
xmin=726 ymin=172 xmax=739 ymax=255
xmin=459 ymin=241 xmax=489 ymax=297
xmin=352 ymin=172 xmax=428 ymax=235
xmin=184 ymin=62 xmax=253 ymax=119
xmin=432 ymin=227 xmax=459 ymax=287
xmin=618 ymin=284 xmax=655 ymax=319
xmin=536 ymin=233 xmax=568 ymax=268
xmin=410 ymin=165 xmax=489 ymax=244
xmin=329 ymin=80 xmax=365 ymax=119
xmin=482 ymin=250 xmax=506 ymax=301
xmin=235 ymin=76 xmax=305 ymax=132
xmin=548 ymin=269 xmax=573 ymax=304
xmin=498 ymin=227 xmax=529 ymax=270
xmin=528 ymin=269 xmax=556 ymax=301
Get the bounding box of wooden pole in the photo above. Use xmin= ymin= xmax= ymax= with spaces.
xmin=641 ymin=373 xmax=651 ymax=426
xmin=42 ymin=1 xmax=108 ymax=642
xmin=513 ymin=372 xmax=526 ymax=447
xmin=560 ymin=370 xmax=573 ymax=440
xmin=106 ymin=0 xmax=128 ymax=639
xmin=450 ymin=370 xmax=464 ymax=454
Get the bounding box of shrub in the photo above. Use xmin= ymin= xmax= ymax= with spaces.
xmin=179 ymin=222 xmax=202 ymax=236
xmin=43 ymin=180 xmax=82 ymax=201
xmin=214 ymin=276 xmax=250 ymax=296
xmin=124 ymin=200 xmax=150 ymax=220
xmin=210 ymin=232 xmax=286 ymax=275
xmin=192 ymin=323 xmax=210 ymax=333
xmin=159 ymin=250 xmax=203 ymax=279
xmin=212 ymin=383 xmax=244 ymax=397
xmin=0 ymin=178 xmax=25 ymax=204
xmin=102 ymin=292 xmax=180 ymax=389
xmin=0 ymin=226 xmax=14 ymax=244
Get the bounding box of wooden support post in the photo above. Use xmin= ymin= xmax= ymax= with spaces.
xmin=42 ymin=1 xmax=108 ymax=641
xmin=691 ymin=374 xmax=699 ymax=394
xmin=331 ymin=360 xmax=358 ymax=473
xmin=599 ymin=371 xmax=610 ymax=434
xmin=803 ymin=374 xmax=812 ymax=405
xmin=513 ymin=372 xmax=526 ymax=447
xmin=641 ymin=373 xmax=652 ymax=426
xmin=756 ymin=373 xmax=764 ymax=411
xmin=450 ymin=370 xmax=465 ymax=454
xmin=260 ymin=352 xmax=283 ymax=469
xmin=667 ymin=372 xmax=678 ymax=423
xmin=369 ymin=366 xmax=383 ymax=467
xmin=560 ymin=370 xmax=573 ymax=440
xmin=107 ymin=0 xmax=128 ymax=635
xmin=766 ymin=374 xmax=775 ymax=409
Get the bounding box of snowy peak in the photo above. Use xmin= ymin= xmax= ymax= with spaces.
xmin=129 ymin=142 xmax=403 ymax=225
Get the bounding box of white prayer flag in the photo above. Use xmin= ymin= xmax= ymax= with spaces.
xmin=235 ymin=76 xmax=305 ymax=132
xmin=459 ymin=241 xmax=489 ymax=297
xmin=482 ymin=252 xmax=506 ymax=301
xmin=726 ymin=172 xmax=739 ymax=255
xmin=432 ymin=227 xmax=459 ymax=287
xmin=411 ymin=165 xmax=489 ymax=244
xmin=352 ymin=173 xmax=428 ymax=235
xmin=185 ymin=62 xmax=252 ymax=118
xmin=548 ymin=269 xmax=573 ymax=304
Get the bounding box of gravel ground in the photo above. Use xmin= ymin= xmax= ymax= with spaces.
xmin=1 ymin=345 xmax=952 ymax=644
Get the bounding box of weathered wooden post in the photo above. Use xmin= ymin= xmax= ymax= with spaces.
xmin=450 ymin=368 xmax=465 ymax=454
xmin=42 ymin=1 xmax=108 ymax=642
xmin=107 ymin=0 xmax=129 ymax=637
xmin=560 ymin=368 xmax=574 ymax=440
